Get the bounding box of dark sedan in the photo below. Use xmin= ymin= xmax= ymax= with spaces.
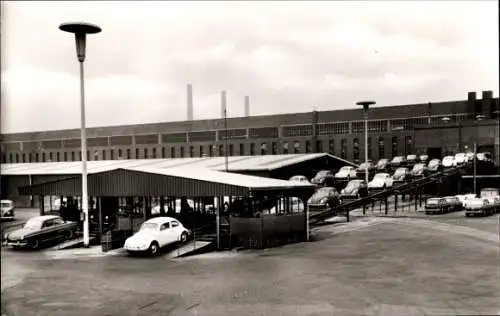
xmin=4 ymin=215 xmax=78 ymax=249
xmin=307 ymin=187 xmax=341 ymax=213
xmin=425 ymin=196 xmax=462 ymax=215
xmin=340 ymin=180 xmax=368 ymax=199
xmin=310 ymin=170 xmax=335 ymax=186
xmin=355 ymin=162 xmax=375 ymax=179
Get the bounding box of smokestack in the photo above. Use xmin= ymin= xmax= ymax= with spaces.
xmin=221 ymin=91 xmax=227 ymax=118
xmin=187 ymin=84 xmax=193 ymax=121
xmin=244 ymin=95 xmax=250 ymax=117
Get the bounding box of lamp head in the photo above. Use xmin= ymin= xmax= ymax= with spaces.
xmin=59 ymin=22 xmax=101 ymax=62
xmin=356 ymin=101 xmax=376 ymax=112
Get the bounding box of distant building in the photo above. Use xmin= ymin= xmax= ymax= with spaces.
xmin=0 ymin=90 xmax=498 ymax=166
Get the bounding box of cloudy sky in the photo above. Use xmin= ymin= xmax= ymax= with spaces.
xmin=1 ymin=1 xmax=498 ymax=133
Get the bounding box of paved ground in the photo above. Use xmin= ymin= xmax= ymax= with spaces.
xmin=2 ymin=213 xmax=499 ymax=316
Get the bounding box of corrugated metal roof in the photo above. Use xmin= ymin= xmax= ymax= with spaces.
xmin=1 ymin=153 xmax=357 ymax=176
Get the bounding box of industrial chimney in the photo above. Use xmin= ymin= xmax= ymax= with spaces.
xmin=221 ymin=91 xmax=227 ymax=118
xmin=187 ymin=84 xmax=193 ymax=121
xmin=244 ymin=96 xmax=250 ymax=117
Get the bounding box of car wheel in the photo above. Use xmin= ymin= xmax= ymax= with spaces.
xmin=148 ymin=241 xmax=159 ymax=256
xmin=31 ymin=240 xmax=39 ymax=250
xmin=180 ymin=232 xmax=188 ymax=243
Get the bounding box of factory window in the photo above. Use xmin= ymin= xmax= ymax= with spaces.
xmin=392 ymin=136 xmax=398 ymax=158
xmin=250 ymin=143 xmax=255 ymax=156
xmin=189 ymin=146 xmax=195 ymax=157
xmin=63 ymin=152 xmax=67 ymax=162
xmin=22 ymin=153 xmax=26 ymax=163
xmin=316 ymin=140 xmax=323 ymax=153
xmin=161 ymin=147 xmax=166 ymax=158
xmin=171 ymin=147 xmax=176 ymax=158
xmin=317 ymin=122 xmax=349 ymax=135
xmin=378 ymin=137 xmax=385 ymax=159
xmin=135 ymin=148 xmax=139 ymax=159
xmin=199 ymin=145 xmax=204 ymax=157
xmin=261 ymin=143 xmax=267 ymax=155
xmin=282 ymin=125 xmax=313 ymax=137
xmin=71 ymin=151 xmax=75 ymax=161
xmin=117 ymin=149 xmax=122 ymax=159
xmin=152 ymin=148 xmax=157 ymax=158
xmin=42 ymin=152 xmax=46 ymax=162
xmin=110 ymin=149 xmax=114 ymax=160
xmin=305 ymin=140 xmax=312 ymax=153
xmin=143 ymin=148 xmax=148 ymax=159
xmin=0 ymin=154 xmax=5 ymax=163
xmin=239 ymin=143 xmax=245 ymax=156
xmin=28 ymin=153 xmax=32 ymax=162
xmin=405 ymin=136 xmax=413 ymax=156
xmin=126 ymin=149 xmax=131 ymax=159
xmin=329 ymin=139 xmax=335 ymax=155
xmin=353 ymin=138 xmax=360 ymax=162
xmin=9 ymin=154 xmax=13 ymax=163
xmin=180 ymin=147 xmax=185 ymax=158
xmin=77 ymin=151 xmax=81 ymax=161
xmin=208 ymin=145 xmax=213 ymax=157
xmin=229 ymin=144 xmax=234 ymax=156
xmin=293 ymin=141 xmax=300 ymax=154
xmin=341 ymin=139 xmax=347 ymax=159
xmin=15 ymin=153 xmax=19 ymax=163
xmin=271 ymin=142 xmax=278 ymax=155
xmin=282 ymin=142 xmax=289 ymax=154
xmin=35 ymin=153 xmax=39 ymax=162
xmin=368 ymin=137 xmax=372 ymax=160
xmin=218 ymin=144 xmax=224 ymax=156
xmin=56 ymin=152 xmax=60 ymax=162
xmin=49 ymin=152 xmax=53 ymax=161
xmin=102 ymin=150 xmax=107 ymax=160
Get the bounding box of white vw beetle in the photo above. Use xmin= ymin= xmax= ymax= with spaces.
xmin=124 ymin=217 xmax=190 ymax=256
xmin=368 ymin=173 xmax=393 ymax=190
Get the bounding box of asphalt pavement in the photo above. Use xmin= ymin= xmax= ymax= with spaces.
xmin=2 ymin=213 xmax=499 ymax=316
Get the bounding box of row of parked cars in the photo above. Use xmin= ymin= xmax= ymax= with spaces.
xmin=425 ymin=188 xmax=500 ymax=217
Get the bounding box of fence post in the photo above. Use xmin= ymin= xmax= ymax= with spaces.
xmin=345 ymin=208 xmax=350 ymax=222
xmin=394 ymin=193 xmax=398 ymax=213
xmin=385 ymin=198 xmax=388 ymax=215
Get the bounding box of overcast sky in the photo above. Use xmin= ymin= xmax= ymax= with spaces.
xmin=1 ymin=1 xmax=498 ymax=133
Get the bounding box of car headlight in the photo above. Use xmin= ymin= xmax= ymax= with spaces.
xmin=4 ymin=233 xmax=8 ymax=239
xmin=320 ymin=198 xmax=328 ymax=204
xmin=20 ymin=235 xmax=24 ymax=240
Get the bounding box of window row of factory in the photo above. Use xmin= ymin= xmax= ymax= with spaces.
xmin=0 ymin=112 xmax=470 ymax=153
xmin=2 ymin=135 xmax=416 ymax=164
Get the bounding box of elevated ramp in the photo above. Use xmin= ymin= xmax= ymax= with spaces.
xmin=163 ymin=240 xmax=213 ymax=259
xmin=50 ymin=236 xmax=97 ymax=250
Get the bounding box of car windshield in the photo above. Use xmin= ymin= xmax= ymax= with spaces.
xmin=481 ymin=189 xmax=499 ymax=198
xmin=317 ymin=187 xmax=335 ymax=194
xmin=392 ymin=157 xmax=403 ymax=162
xmin=374 ymin=174 xmax=387 ymax=179
xmin=413 ymin=164 xmax=424 ymax=171
xmin=345 ymin=181 xmax=362 ymax=189
xmin=429 ymin=159 xmax=439 ymax=166
xmin=445 ymin=197 xmax=456 ymax=203
xmin=377 ymin=160 xmax=388 ymax=167
xmin=24 ymin=218 xmax=44 ymax=230
xmin=359 ymin=163 xmax=370 ymax=169
xmin=407 ymin=155 xmax=416 ymax=160
xmin=455 ymin=153 xmax=466 ymax=158
xmin=316 ymin=171 xmax=329 ymax=177
xmin=339 ymin=167 xmax=351 ymax=172
xmin=1 ymin=202 xmax=12 ymax=208
xmin=427 ymin=198 xmax=440 ymax=205
xmin=444 ymin=157 xmax=454 ymax=161
xmin=290 ymin=176 xmax=305 ymax=181
xmin=140 ymin=222 xmax=158 ymax=231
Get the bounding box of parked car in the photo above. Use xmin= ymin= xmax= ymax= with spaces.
xmin=310 ymin=170 xmax=335 ymax=186
xmin=454 ymin=153 xmax=467 ymax=165
xmin=410 ymin=163 xmax=428 ymax=178
xmin=464 ymin=189 xmax=500 ymax=217
xmin=455 ymin=193 xmax=477 ymax=208
xmin=289 ymin=175 xmax=311 ymax=184
xmin=356 ymin=162 xmax=375 ymax=179
xmin=334 ymin=166 xmax=357 ymax=180
xmin=307 ymin=187 xmax=342 ymax=212
xmin=425 ymin=196 xmax=462 ymax=214
xmin=390 ymin=156 xmax=406 ymax=168
xmin=123 ymin=217 xmax=191 ymax=256
xmin=406 ymin=154 xmax=418 ymax=167
xmin=466 ymin=152 xmax=475 ymax=162
xmin=340 ymin=180 xmax=368 ymax=199
xmin=1 ymin=199 xmax=15 ymax=221
xmin=479 ymin=188 xmax=500 ymax=205
xmin=375 ymin=158 xmax=390 ymax=171
xmin=477 ymin=152 xmax=493 ymax=163
xmin=368 ymin=173 xmax=394 ymax=190
xmin=4 ymin=215 xmax=78 ymax=249
xmin=419 ymin=155 xmax=429 ymax=164
xmin=442 ymin=156 xmax=457 ymax=168
xmin=427 ymin=158 xmax=441 ymax=172
xmin=392 ymin=167 xmax=410 ymax=184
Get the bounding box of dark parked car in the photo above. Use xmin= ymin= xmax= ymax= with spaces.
xmin=1 ymin=199 xmax=15 ymax=221
xmin=356 ymin=162 xmax=375 ymax=179
xmin=392 ymin=167 xmax=410 ymax=184
xmin=4 ymin=215 xmax=78 ymax=249
xmin=307 ymin=187 xmax=341 ymax=212
xmin=340 ymin=180 xmax=368 ymax=199
xmin=425 ymin=196 xmax=462 ymax=215
xmin=375 ymin=158 xmax=390 ymax=172
xmin=390 ymin=156 xmax=406 ymax=169
xmin=410 ymin=163 xmax=428 ymax=178
xmin=310 ymin=170 xmax=335 ymax=186
xmin=427 ymin=158 xmax=441 ymax=172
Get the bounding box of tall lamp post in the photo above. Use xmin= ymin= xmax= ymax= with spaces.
xmin=356 ymin=101 xmax=376 ymax=185
xmin=59 ymin=22 xmax=101 ymax=247
xmin=474 ymin=114 xmax=486 ymax=195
